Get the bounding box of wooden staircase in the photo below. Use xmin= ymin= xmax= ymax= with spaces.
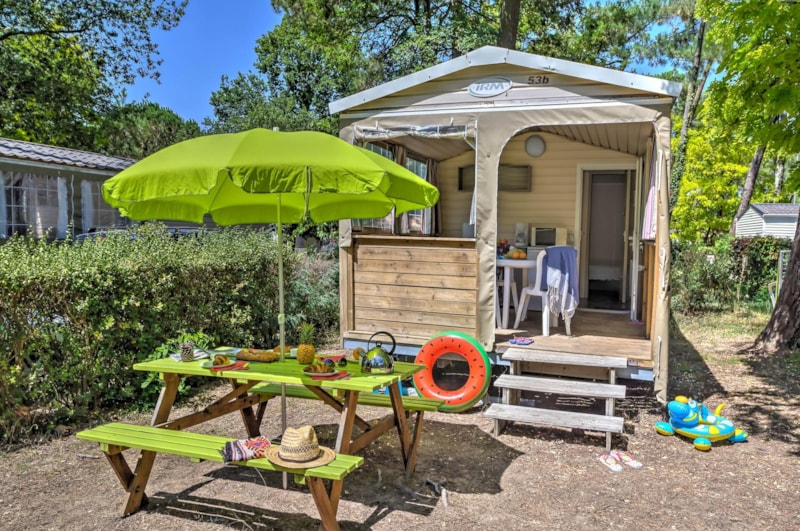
xmin=484 ymin=348 xmax=628 ymax=450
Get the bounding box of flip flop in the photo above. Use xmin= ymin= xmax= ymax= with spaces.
xmin=610 ymin=450 xmax=642 ymax=469
xmin=511 ymin=336 xmax=533 ymax=345
xmin=598 ymin=453 xmax=622 ymax=472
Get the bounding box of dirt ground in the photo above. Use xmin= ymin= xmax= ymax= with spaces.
xmin=2 ymin=316 xmax=799 ymax=530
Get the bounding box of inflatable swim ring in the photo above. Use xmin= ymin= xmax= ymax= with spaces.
xmin=413 ymin=331 xmax=491 ymax=412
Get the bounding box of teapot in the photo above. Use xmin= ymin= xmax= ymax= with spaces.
xmin=361 ymin=331 xmax=396 ymax=374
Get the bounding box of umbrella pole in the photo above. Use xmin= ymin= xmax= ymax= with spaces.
xmin=277 ymin=196 xmax=289 ymax=490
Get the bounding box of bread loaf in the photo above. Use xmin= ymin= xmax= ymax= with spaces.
xmin=237 ymin=348 xmax=279 ymax=362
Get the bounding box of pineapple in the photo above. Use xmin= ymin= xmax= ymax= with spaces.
xmin=179 ymin=341 xmax=195 ymax=362
xmin=296 ymin=322 xmax=316 ymax=364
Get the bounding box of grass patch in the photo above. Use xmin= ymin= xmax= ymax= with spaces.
xmin=673 ymin=308 xmax=770 ymax=344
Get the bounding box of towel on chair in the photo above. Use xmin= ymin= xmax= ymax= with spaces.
xmin=540 ymin=246 xmax=579 ymax=335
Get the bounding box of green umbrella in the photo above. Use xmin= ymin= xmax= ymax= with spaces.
xmin=102 ymin=128 xmax=440 ymax=442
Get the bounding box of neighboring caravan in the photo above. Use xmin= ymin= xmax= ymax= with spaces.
xmin=330 ymin=46 xmax=679 ymax=402
xmin=0 ymin=138 xmax=134 ymax=239
xmin=735 ymin=203 xmax=800 ymax=239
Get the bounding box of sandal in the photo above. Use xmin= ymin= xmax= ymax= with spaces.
xmin=511 ymin=336 xmax=534 ymax=345
xmin=598 ymin=453 xmax=622 ymax=472
xmin=610 ymin=450 xmax=642 ymax=469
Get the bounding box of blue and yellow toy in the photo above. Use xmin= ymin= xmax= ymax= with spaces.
xmin=655 ymin=395 xmax=748 ymax=451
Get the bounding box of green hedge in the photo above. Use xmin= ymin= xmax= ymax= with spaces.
xmin=671 ymin=235 xmax=792 ymax=314
xmin=0 ymin=225 xmax=339 ymax=444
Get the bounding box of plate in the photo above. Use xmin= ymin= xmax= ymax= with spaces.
xmin=207 ymin=347 xmax=241 ymax=355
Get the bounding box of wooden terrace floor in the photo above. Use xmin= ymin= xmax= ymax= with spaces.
xmin=494 ymin=308 xmax=651 ymax=366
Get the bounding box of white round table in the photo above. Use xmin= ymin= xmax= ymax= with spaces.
xmin=497 ymin=258 xmax=538 ymax=329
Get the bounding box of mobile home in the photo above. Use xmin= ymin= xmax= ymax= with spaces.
xmin=330 ymin=47 xmax=678 ymax=403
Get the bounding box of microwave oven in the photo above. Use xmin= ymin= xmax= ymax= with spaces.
xmin=530 ymin=226 xmax=567 ymax=246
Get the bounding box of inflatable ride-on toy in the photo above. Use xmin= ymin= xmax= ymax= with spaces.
xmin=655 ymin=395 xmax=748 ymax=451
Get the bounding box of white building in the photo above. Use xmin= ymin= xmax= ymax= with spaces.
xmin=735 ymin=203 xmax=800 ymax=239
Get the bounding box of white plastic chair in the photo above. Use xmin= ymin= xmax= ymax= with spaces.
xmin=513 ymin=249 xmax=551 ymax=335
xmin=495 ymin=277 xmax=518 ymax=328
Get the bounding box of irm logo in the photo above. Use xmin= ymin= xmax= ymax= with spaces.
xmin=468 ymin=77 xmax=512 ymax=98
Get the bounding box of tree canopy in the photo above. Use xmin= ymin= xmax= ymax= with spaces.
xmin=0 ymin=0 xmax=187 ymax=148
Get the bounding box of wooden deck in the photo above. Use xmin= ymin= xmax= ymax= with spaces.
xmin=495 ymin=308 xmax=651 ymax=366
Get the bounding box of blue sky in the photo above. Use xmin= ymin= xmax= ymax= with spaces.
xmin=125 ymin=1 xmax=281 ymax=123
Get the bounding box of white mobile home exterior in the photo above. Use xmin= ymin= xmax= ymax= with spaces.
xmin=330 ymin=46 xmax=680 ymax=402
xmin=735 ymin=203 xmax=800 ymax=239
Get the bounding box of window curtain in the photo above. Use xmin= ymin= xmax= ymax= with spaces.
xmin=56 ymin=177 xmax=67 ymax=238
xmin=394 ymin=145 xmax=407 ymax=235
xmin=427 ymin=159 xmax=441 ymax=236
xmin=81 ymin=180 xmax=94 ymax=232
xmin=641 ymin=141 xmax=657 ymax=240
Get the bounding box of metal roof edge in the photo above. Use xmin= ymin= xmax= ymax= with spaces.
xmin=329 ymin=46 xmax=681 ymax=115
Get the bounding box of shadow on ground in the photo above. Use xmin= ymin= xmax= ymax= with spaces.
xmin=136 ymin=418 xmax=524 ymax=529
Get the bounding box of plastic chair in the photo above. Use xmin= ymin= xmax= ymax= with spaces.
xmin=495 ymin=274 xmax=518 ymax=328
xmin=513 ymin=249 xmax=550 ymax=334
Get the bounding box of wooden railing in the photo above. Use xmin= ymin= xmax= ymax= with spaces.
xmin=340 ymin=235 xmax=478 ymax=346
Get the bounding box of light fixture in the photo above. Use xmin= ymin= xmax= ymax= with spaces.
xmin=525 ymin=135 xmax=546 ymax=157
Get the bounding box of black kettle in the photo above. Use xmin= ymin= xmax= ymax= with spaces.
xmin=361 ymin=331 xmax=396 ymax=374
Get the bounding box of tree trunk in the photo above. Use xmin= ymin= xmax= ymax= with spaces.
xmin=730 ymin=145 xmax=766 ymax=234
xmin=499 ymin=0 xmax=521 ymax=50
xmin=756 ymin=219 xmax=800 ymax=350
xmin=774 ymin=156 xmax=786 ymax=195
xmin=669 ymin=19 xmax=706 ymax=212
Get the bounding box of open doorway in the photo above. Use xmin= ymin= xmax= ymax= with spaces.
xmin=581 ymin=171 xmax=630 ymax=311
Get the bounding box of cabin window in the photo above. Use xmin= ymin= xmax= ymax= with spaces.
xmin=352 ymin=143 xmax=433 ymax=235
xmin=81 ymin=180 xmax=124 ymax=233
xmin=399 ymin=156 xmax=432 ymax=235
xmin=1 ymin=170 xmax=67 ymax=239
xmin=458 ymin=165 xmax=531 ymax=192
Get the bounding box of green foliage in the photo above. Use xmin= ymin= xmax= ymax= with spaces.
xmin=95 ymin=101 xmax=202 ymax=159
xmin=671 ymin=237 xmax=737 ymax=314
xmin=137 ymin=330 xmax=212 ymax=409
xmin=671 ymin=112 xmax=753 ymax=244
xmin=699 ymin=0 xmax=800 ymax=152
xmin=0 ymin=0 xmax=187 ymax=148
xmin=730 ymin=236 xmax=793 ymax=305
xmin=0 ymin=225 xmax=340 ymax=444
xmin=670 ymin=235 xmax=792 ymax=315
xmin=206 ymin=1 xmax=683 ymax=134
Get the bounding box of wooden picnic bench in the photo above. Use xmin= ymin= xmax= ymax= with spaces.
xmin=251 ymin=383 xmax=443 ymax=478
xmin=77 ymin=422 xmax=363 ymax=531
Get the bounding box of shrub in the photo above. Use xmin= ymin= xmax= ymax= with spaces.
xmin=670 ymin=235 xmax=792 ymax=314
xmin=0 ymin=225 xmax=340 ymax=444
xmin=671 ymin=238 xmax=737 ymax=313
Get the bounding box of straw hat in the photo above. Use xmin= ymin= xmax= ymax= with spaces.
xmin=265 ymin=425 xmax=335 ymax=469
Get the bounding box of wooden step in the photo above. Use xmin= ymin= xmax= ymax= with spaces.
xmin=502 ymin=348 xmax=628 ymax=368
xmin=485 ymin=403 xmax=624 ymax=434
xmin=494 ymin=374 xmax=626 ymax=399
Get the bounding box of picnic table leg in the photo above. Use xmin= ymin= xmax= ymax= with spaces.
xmin=102 ymin=451 xmax=147 ymax=510
xmin=230 ymin=379 xmax=261 ymax=437
xmin=122 ymin=450 xmax=158 ymax=516
xmin=307 ymin=477 xmax=341 ymax=531
xmin=334 ymin=390 xmax=359 ymax=454
xmin=149 ymin=373 xmax=181 ymax=425
xmin=404 ymin=411 xmax=426 ymax=479
xmin=388 ymin=382 xmax=412 ymax=470
xmin=119 ymin=373 xmax=180 ymax=515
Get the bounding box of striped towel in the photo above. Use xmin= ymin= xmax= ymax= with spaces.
xmin=221 ymin=436 xmax=271 ymax=462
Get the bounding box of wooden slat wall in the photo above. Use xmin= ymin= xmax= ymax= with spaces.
xmin=342 ymin=236 xmax=478 ymax=345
